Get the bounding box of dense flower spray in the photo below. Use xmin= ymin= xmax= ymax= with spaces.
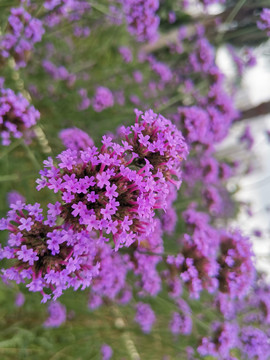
xmin=122 ymin=0 xmax=160 ymax=42
xmin=0 ymin=202 xmax=100 ymax=302
xmin=0 ymin=87 xmax=40 ymax=145
xmin=37 ymin=110 xmax=187 ymax=250
xmin=0 ymin=7 xmax=44 ymax=68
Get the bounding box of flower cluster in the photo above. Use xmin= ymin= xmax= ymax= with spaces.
xmin=240 ymin=326 xmax=270 ymax=360
xmin=0 ymin=7 xmax=44 ymax=68
xmin=0 ymin=87 xmax=40 ymax=145
xmin=122 ymin=0 xmax=160 ymax=43
xmin=37 ymin=110 xmax=187 ymax=251
xmin=166 ymin=207 xmax=219 ymax=299
xmin=92 ymin=87 xmax=114 ymax=112
xmin=44 ymin=0 xmax=91 ymax=28
xmin=198 ymin=322 xmax=238 ymax=359
xmin=169 ymin=299 xmax=192 ymax=336
xmin=134 ymin=302 xmax=156 ymax=333
xmin=42 ymin=60 xmax=76 ymax=86
xmin=218 ymin=230 xmax=255 ymax=299
xmin=257 ymin=8 xmax=270 ymax=36
xmin=0 ymin=202 xmax=100 ymax=302
xmin=59 ymin=127 xmax=94 ymax=152
xmin=43 ymin=301 xmax=66 ymax=327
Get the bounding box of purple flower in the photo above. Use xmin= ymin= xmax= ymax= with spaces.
xmin=0 ymin=7 xmax=44 ymax=68
xmin=42 ymin=60 xmax=76 ymax=85
xmin=218 ymin=230 xmax=255 ymax=298
xmin=119 ymin=46 xmax=133 ymax=63
xmin=239 ymin=125 xmax=254 ymax=150
xmin=257 ymin=8 xmax=270 ymax=36
xmin=169 ymin=299 xmax=192 ymax=335
xmin=151 ymin=58 xmax=173 ymax=83
xmin=123 ymin=0 xmax=160 ymax=43
xmin=7 ymin=191 xmax=25 ymax=206
xmin=0 ymin=88 xmax=40 ymax=145
xmin=241 ymin=326 xmax=270 ymax=360
xmin=43 ymin=301 xmax=66 ymax=328
xmin=198 ymin=322 xmax=238 ymax=358
xmin=189 ymin=38 xmax=215 ymax=73
xmin=92 ymin=87 xmax=114 ymax=112
xmin=38 ymin=110 xmax=187 ymax=250
xmin=135 ymin=302 xmax=156 ymax=333
xmin=0 ymin=203 xmax=100 ymax=301
xmin=15 ymin=292 xmax=25 ymax=307
xmin=101 ymin=344 xmax=113 ymax=360
xmin=59 ymin=127 xmax=94 ymax=151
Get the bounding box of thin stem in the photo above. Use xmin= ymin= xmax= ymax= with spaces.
xmin=157 ymin=94 xmax=183 ymax=112
xmin=0 ymin=174 xmax=19 ymax=182
xmin=21 ymin=142 xmax=40 ymax=171
xmin=0 ymin=139 xmax=23 ymax=160
xmin=225 ymin=0 xmax=248 ymax=24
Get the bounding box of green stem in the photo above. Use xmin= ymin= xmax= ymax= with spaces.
xmin=0 ymin=174 xmax=19 ymax=182
xmin=157 ymin=94 xmax=183 ymax=112
xmin=0 ymin=139 xmax=23 ymax=160
xmin=21 ymin=142 xmax=40 ymax=171
xmin=225 ymin=0 xmax=248 ymax=24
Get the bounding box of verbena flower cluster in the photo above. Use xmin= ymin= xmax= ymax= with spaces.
xmin=0 ymin=87 xmax=40 ymax=145
xmin=122 ymin=0 xmax=160 ymax=42
xmin=0 ymin=7 xmax=44 ymax=68
xmin=257 ymin=8 xmax=270 ymax=36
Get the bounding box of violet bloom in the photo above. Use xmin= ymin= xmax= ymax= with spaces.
xmin=59 ymin=127 xmax=94 ymax=151
xmin=77 ymin=88 xmax=91 ymax=111
xmin=101 ymin=344 xmax=113 ymax=360
xmin=133 ymin=218 xmax=163 ymax=296
xmin=38 ymin=110 xmax=187 ymax=250
xmin=239 ymin=125 xmax=254 ymax=150
xmin=0 ymin=7 xmax=44 ymax=68
xmin=92 ymin=87 xmax=114 ymax=112
xmin=241 ymin=326 xmax=270 ymax=360
xmin=15 ymin=292 xmax=25 ymax=307
xmin=37 ymin=142 xmax=161 ymax=250
xmin=7 ymin=191 xmax=25 ymax=206
xmin=198 ymin=322 xmax=238 ymax=359
xmin=189 ymin=38 xmax=215 ymax=73
xmin=73 ymin=25 xmax=91 ymax=38
xmin=151 ymin=59 xmax=173 ymax=84
xmin=118 ymin=109 xmax=188 ymax=190
xmin=202 ymin=185 xmax=222 ymax=215
xmin=43 ymin=0 xmax=91 ymax=27
xmin=0 ymin=88 xmax=40 ymax=145
xmin=89 ymin=241 xmax=130 ymax=303
xmin=174 ymin=208 xmax=219 ymax=298
xmin=0 ymin=202 xmax=100 ymax=302
xmin=218 ymin=230 xmax=255 ymax=298
xmin=135 ymin=302 xmax=156 ymax=333
xmin=43 ymin=301 xmax=66 ymax=328
xmin=123 ymin=0 xmax=160 ymax=43
xmin=177 ymin=106 xmax=209 ymax=144
xmin=44 ymin=0 xmax=61 ymax=11
xmin=169 ymin=299 xmax=192 ymax=336
xmin=133 ymin=71 xmax=143 ymax=83
xmin=168 ymin=11 xmax=176 ymax=24
xmin=118 ymin=46 xmax=133 ymax=63
xmin=257 ymin=8 xmax=270 ymax=36
xmin=42 ymin=60 xmax=76 ymax=85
